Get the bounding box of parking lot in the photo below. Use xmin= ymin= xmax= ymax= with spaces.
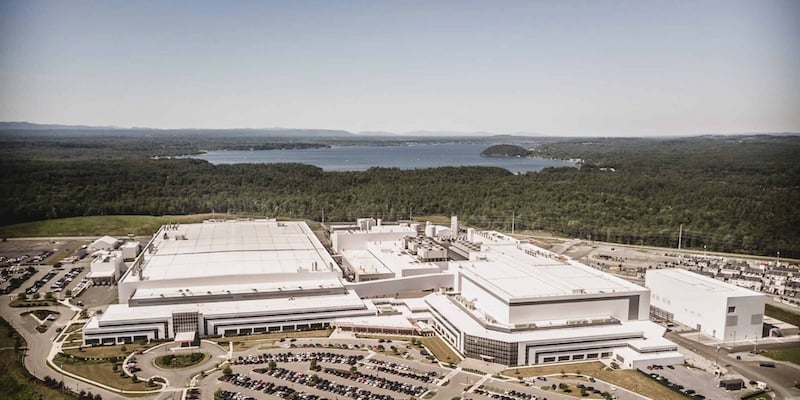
xmin=196 ymin=337 xmax=678 ymax=400
xmin=649 ymin=364 xmax=742 ymax=400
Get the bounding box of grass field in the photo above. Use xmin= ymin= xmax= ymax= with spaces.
xmin=503 ymin=362 xmax=685 ymax=400
xmin=419 ymin=337 xmax=461 ymax=364
xmin=58 ymin=361 xmax=153 ymax=391
xmin=0 ymin=214 xmax=223 ymax=237
xmin=761 ymin=345 xmax=800 ymax=365
xmin=63 ymin=342 xmax=149 ymax=360
xmin=216 ymin=328 xmax=334 ymax=351
xmin=765 ymin=304 xmax=800 ymax=327
xmin=596 ymin=370 xmax=686 ymax=400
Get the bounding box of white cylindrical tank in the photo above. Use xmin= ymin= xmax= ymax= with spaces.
xmin=467 ymin=228 xmax=475 ymax=242
xmin=425 ymin=222 xmax=435 ymax=237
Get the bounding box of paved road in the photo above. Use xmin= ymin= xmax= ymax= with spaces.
xmin=0 ymin=295 xmax=159 ymax=400
xmin=666 ymin=331 xmax=800 ymax=400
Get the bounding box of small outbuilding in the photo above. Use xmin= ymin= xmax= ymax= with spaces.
xmin=719 ymin=378 xmax=745 ymax=391
xmin=89 ymin=236 xmax=120 ymax=252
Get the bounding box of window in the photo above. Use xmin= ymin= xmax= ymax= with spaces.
xmin=542 ymin=357 xmax=556 ymax=363
xmin=558 ymin=355 xmax=570 ymax=361
xmin=586 ymin=353 xmax=599 ymax=359
xmin=572 ymin=354 xmax=585 ymax=360
xmin=728 ymin=306 xmax=736 ymax=313
xmin=751 ymin=314 xmax=763 ymax=325
xmin=726 ymin=315 xmax=738 ymax=326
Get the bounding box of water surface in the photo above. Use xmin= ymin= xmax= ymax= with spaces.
xmin=191 ymin=143 xmax=574 ymax=173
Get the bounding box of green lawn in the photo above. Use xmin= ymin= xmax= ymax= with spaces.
xmin=761 ymin=346 xmax=800 ymax=366
xmin=419 ymin=337 xmax=462 ymax=364
xmin=0 ymin=214 xmax=222 ymax=237
xmin=54 ymin=353 xmax=153 ymax=391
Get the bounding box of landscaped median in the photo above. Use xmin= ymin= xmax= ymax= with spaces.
xmin=501 ymin=362 xmax=686 ymax=400
xmin=154 ymin=352 xmax=210 ymax=369
xmin=50 ymin=341 xmax=170 ymax=394
xmin=51 ymin=352 xmax=160 ymax=393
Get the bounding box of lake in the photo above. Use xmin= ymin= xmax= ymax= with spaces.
xmin=189 ymin=143 xmax=575 ymax=173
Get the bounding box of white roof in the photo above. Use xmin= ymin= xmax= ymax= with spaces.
xmin=647 ymin=269 xmax=764 ymax=298
xmin=425 ymin=293 xmax=667 ymax=343
xmin=131 ymin=220 xmax=337 ymax=282
xmin=87 ymin=270 xmax=115 ymax=278
xmin=457 ymin=245 xmax=643 ymax=301
xmin=334 ymin=315 xmax=417 ymax=330
xmin=175 ymin=331 xmax=195 ymax=342
xmin=91 ymin=236 xmax=119 ymax=247
xmin=99 ymin=290 xmax=367 ymax=324
xmin=130 ymin=278 xmax=343 ymax=301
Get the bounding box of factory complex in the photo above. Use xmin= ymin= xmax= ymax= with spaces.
xmin=82 ymin=217 xmax=764 ymax=368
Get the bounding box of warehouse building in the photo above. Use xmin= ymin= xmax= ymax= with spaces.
xmin=421 ymin=230 xmax=682 ymax=367
xmin=646 ymin=268 xmax=765 ymax=342
xmin=83 ymin=220 xmax=377 ymax=345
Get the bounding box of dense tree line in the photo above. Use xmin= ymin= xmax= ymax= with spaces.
xmin=0 ymin=135 xmax=798 ymax=258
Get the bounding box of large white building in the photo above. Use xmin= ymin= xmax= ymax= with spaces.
xmin=83 ymin=218 xmax=684 ymax=368
xmin=421 ymin=231 xmax=682 ymax=368
xmin=83 ymin=220 xmax=376 ymax=345
xmin=646 ymin=269 xmax=765 ymax=342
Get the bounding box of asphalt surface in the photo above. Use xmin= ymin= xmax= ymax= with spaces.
xmin=0 ymin=295 xmax=149 ymax=400
xmin=666 ymin=331 xmax=800 ymax=400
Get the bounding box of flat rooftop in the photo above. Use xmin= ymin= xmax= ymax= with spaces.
xmin=647 ymin=268 xmax=764 ymax=297
xmin=457 ymin=243 xmax=643 ymax=301
xmin=130 ymin=220 xmax=337 ymax=282
xmin=425 ymin=293 xmax=671 ymax=343
xmin=130 ymin=278 xmax=344 ymax=301
xmin=96 ymin=289 xmax=368 ymax=324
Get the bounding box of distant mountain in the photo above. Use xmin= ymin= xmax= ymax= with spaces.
xmin=0 ymin=122 xmax=355 ymax=138
xmin=401 ymin=130 xmax=495 ymax=137
xmin=354 ymin=131 xmax=399 ymax=137
xmin=0 ymin=121 xmax=125 ymax=130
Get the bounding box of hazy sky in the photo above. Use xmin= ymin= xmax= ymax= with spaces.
xmin=1 ymin=1 xmax=798 ymax=135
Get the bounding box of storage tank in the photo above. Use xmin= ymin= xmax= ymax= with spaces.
xmin=425 ymin=221 xmax=435 ymax=237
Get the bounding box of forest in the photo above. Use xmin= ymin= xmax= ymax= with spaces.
xmin=0 ymin=131 xmax=798 ymax=258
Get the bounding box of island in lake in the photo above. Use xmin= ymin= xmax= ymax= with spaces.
xmin=480 ymin=144 xmax=531 ymax=157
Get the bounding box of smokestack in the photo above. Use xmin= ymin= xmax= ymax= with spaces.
xmin=451 ymin=215 xmax=458 ymax=234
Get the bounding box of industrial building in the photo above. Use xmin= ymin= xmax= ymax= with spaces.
xmin=421 ymin=230 xmax=683 ymax=367
xmin=83 ymin=217 xmax=684 ymax=368
xmin=646 ymin=268 xmax=765 ymax=342
xmin=83 ymin=220 xmax=378 ymax=345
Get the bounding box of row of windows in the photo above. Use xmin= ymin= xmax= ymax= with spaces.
xmin=221 ymin=322 xmax=330 ymax=336
xmin=540 ymin=352 xmax=611 ymax=364
xmin=173 ymin=311 xmax=200 ymax=333
xmin=464 ymin=334 xmax=517 ymax=366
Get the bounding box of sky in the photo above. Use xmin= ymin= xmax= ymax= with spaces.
xmin=0 ymin=1 xmax=798 ymax=136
